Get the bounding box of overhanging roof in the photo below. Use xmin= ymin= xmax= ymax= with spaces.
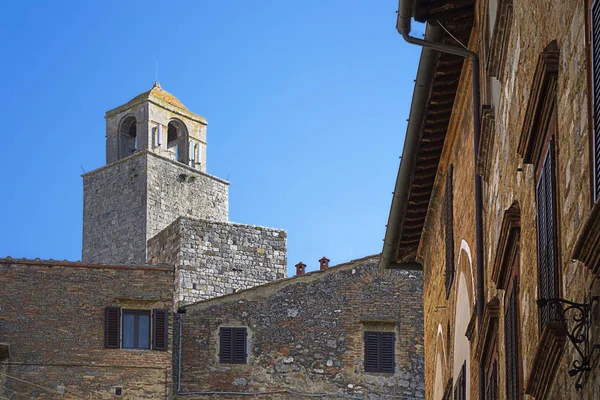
xmin=382 ymin=5 xmax=474 ymax=266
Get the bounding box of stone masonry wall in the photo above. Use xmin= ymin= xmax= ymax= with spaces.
xmin=178 ymin=256 xmax=424 ymax=400
xmin=0 ymin=259 xmax=174 ymax=399
xmin=148 ymin=217 xmax=286 ymax=307
xmin=82 ymin=154 xmax=148 ymax=264
xmin=417 ymin=1 xmax=599 ymax=399
xmin=83 ymin=151 xmax=228 ymax=265
xmin=146 ymin=152 xmax=228 ymax=241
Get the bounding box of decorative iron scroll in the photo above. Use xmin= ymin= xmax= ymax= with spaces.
xmin=536 ymin=291 xmax=600 ymax=390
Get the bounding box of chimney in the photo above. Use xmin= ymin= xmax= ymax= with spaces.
xmin=319 ymin=257 xmax=330 ymax=270
xmin=295 ymin=261 xmax=306 ymax=276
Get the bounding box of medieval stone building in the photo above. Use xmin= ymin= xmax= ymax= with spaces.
xmin=381 ymin=0 xmax=600 ymax=399
xmin=0 ymin=84 xmax=424 ymax=399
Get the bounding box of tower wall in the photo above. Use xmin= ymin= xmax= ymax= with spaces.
xmin=147 ymin=217 xmax=287 ymax=307
xmin=82 ymin=154 xmax=148 ymax=264
xmin=82 ymin=152 xmax=229 ymax=265
xmin=146 ymin=152 xmax=228 ymax=241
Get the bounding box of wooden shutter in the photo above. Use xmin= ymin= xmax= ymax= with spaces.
xmin=380 ymin=332 xmax=395 ymax=373
xmin=505 ymin=282 xmax=519 ymax=400
xmin=453 ymin=362 xmax=466 ymax=400
xmin=233 ymin=328 xmax=247 ymax=363
xmin=536 ymin=141 xmax=558 ymax=329
xmin=152 ymin=309 xmax=168 ymax=351
xmin=445 ymin=165 xmax=455 ymax=298
xmin=219 ymin=328 xmax=233 ymax=363
xmin=486 ymin=361 xmax=498 ymax=400
xmin=364 ymin=332 xmax=379 ymax=372
xmin=105 ymin=307 xmax=121 ymax=348
xmin=220 ymin=327 xmax=246 ymax=364
xmin=592 ymin=0 xmax=600 ymax=200
xmin=364 ymin=331 xmax=395 ymax=373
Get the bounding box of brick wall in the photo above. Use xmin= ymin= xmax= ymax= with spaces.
xmin=147 ymin=217 xmax=287 ymax=307
xmin=177 ymin=256 xmax=424 ymax=399
xmin=0 ymin=259 xmax=174 ymax=399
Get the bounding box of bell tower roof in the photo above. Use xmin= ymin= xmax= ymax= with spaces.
xmin=125 ymin=81 xmax=188 ymax=111
xmin=106 ymin=82 xmax=205 ymax=124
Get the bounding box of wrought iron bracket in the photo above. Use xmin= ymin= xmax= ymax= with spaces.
xmin=536 ymin=293 xmax=600 ymax=390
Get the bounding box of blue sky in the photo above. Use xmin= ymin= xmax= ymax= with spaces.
xmin=0 ymin=1 xmax=423 ymax=275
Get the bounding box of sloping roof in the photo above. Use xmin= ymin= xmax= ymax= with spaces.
xmin=183 ymin=254 xmax=381 ymax=309
xmin=395 ymin=15 xmax=473 ymax=263
xmin=125 ymin=81 xmax=188 ymax=110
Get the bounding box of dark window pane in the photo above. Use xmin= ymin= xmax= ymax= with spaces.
xmin=138 ymin=314 xmax=150 ymax=349
xmin=123 ymin=313 xmax=135 ymax=349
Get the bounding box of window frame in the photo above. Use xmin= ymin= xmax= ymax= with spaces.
xmin=104 ymin=306 xmax=168 ymax=351
xmin=535 ymin=134 xmax=560 ymax=332
xmin=122 ymin=309 xmax=152 ymax=350
xmin=363 ymin=331 xmax=396 ymax=373
xmin=504 ymin=263 xmax=521 ymax=400
xmin=219 ymin=327 xmax=247 ymax=364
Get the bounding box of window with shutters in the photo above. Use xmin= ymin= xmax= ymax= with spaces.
xmin=592 ymin=0 xmax=600 ymax=201
xmin=505 ymin=271 xmax=520 ymax=400
xmin=536 ymin=137 xmax=559 ymax=331
xmin=453 ymin=361 xmax=466 ymax=400
xmin=364 ymin=331 xmax=395 ymax=373
xmin=219 ymin=327 xmax=247 ymax=364
xmin=104 ymin=307 xmax=168 ymax=351
xmin=445 ymin=165 xmax=455 ymax=299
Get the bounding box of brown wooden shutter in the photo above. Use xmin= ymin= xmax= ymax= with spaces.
xmin=592 ymin=0 xmax=600 ymax=200
xmin=380 ymin=332 xmax=395 ymax=373
xmin=233 ymin=328 xmax=247 ymax=363
xmin=105 ymin=307 xmax=121 ymax=348
xmin=536 ymin=141 xmax=558 ymax=329
xmin=505 ymin=281 xmax=519 ymax=400
xmin=364 ymin=332 xmax=395 ymax=373
xmin=453 ymin=362 xmax=466 ymax=400
xmin=152 ymin=309 xmax=168 ymax=351
xmin=486 ymin=361 xmax=498 ymax=400
xmin=219 ymin=328 xmax=233 ymax=363
xmin=220 ymin=327 xmax=246 ymax=364
xmin=364 ymin=332 xmax=379 ymax=372
xmin=445 ymin=165 xmax=455 ymax=298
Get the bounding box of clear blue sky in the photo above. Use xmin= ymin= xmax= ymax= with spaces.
xmin=0 ymin=1 xmax=423 ymax=275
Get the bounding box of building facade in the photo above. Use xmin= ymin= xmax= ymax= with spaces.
xmin=177 ymin=256 xmax=424 ymax=400
xmin=382 ymin=0 xmax=600 ymax=399
xmin=1 ymin=84 xmax=425 ymax=399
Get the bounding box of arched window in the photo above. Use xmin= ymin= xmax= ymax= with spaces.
xmin=119 ymin=116 xmax=137 ymax=159
xmin=167 ymin=120 xmax=188 ymax=164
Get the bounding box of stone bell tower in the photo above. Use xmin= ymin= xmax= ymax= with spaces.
xmin=82 ymin=83 xmax=229 ymax=265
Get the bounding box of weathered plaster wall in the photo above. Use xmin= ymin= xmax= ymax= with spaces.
xmin=0 ymin=259 xmax=174 ymax=399
xmin=178 ymin=256 xmax=424 ymax=400
xmin=147 ymin=217 xmax=287 ymax=307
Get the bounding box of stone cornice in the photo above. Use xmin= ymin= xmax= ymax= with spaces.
xmin=518 ymin=40 xmax=559 ymax=164
xmin=572 ymin=200 xmax=600 ymax=274
xmin=488 ymin=0 xmax=514 ymax=80
xmin=476 ymin=105 xmax=496 ymax=181
xmin=475 ymin=297 xmax=500 ymax=361
xmin=525 ymin=322 xmax=566 ymax=398
xmin=492 ymin=201 xmax=521 ymax=289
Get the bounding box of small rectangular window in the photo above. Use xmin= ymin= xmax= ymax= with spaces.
xmin=219 ymin=327 xmax=247 ymax=364
xmin=364 ymin=331 xmax=395 ymax=373
xmin=454 ymin=361 xmax=466 ymax=400
xmin=122 ymin=310 xmax=151 ymax=349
